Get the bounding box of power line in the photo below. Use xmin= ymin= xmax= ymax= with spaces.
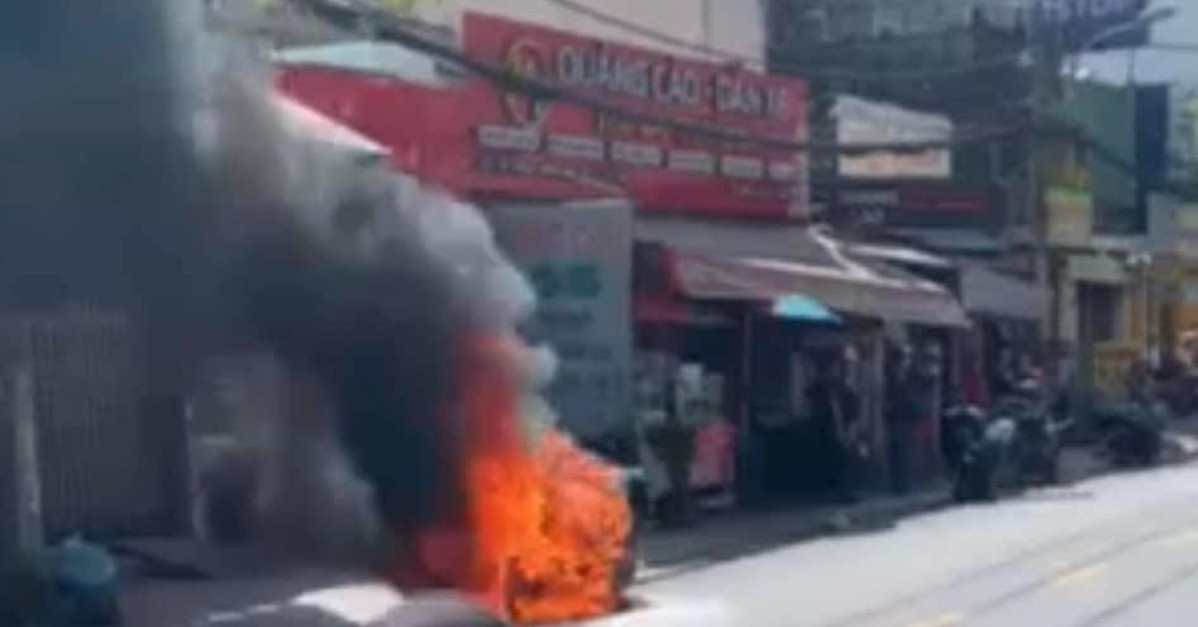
xmin=275 ymin=0 xmax=1166 ymax=197
xmin=328 ymin=0 xmax=1036 ymax=121
xmin=279 ymin=0 xmax=1029 ymax=155
xmin=536 ymin=0 xmax=1027 ymax=81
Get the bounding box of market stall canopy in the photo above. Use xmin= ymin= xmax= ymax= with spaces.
xmin=635 ymin=216 xmax=969 ymax=327
xmin=960 ymin=265 xmax=1046 ymax=322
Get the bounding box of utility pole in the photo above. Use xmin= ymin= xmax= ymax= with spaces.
xmin=1029 ymin=14 xmax=1066 ymax=383
xmin=1 ymin=365 xmax=43 ymax=562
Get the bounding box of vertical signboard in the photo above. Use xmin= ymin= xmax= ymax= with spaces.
xmin=1046 ymin=186 xmax=1094 ymax=247
xmin=488 ymin=200 xmax=633 ymax=440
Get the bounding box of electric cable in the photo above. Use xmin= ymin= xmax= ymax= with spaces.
xmin=528 ymin=0 xmax=1029 ymax=81
xmin=279 ymin=0 xmax=1031 ymax=154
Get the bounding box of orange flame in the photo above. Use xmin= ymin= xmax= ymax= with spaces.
xmin=390 ymin=334 xmax=633 ymax=624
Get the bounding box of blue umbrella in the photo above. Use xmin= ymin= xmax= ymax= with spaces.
xmin=770 ymin=295 xmax=840 ymax=323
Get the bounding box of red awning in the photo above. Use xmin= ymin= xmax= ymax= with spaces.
xmin=634 ymin=293 xmax=733 ymax=327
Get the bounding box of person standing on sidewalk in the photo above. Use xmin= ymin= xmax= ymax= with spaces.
xmin=807 ymin=352 xmax=862 ymax=503
xmin=648 ymin=376 xmax=697 ymax=527
xmin=886 ymin=344 xmax=919 ymax=495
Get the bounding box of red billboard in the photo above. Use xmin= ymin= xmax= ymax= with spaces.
xmin=460 ymin=12 xmax=809 ymax=218
xmin=277 ymin=13 xmax=809 ymax=218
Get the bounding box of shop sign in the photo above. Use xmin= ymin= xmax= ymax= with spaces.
xmin=831 ymin=95 xmax=952 ymax=180
xmin=487 ymin=200 xmax=633 ymax=439
xmin=817 ymin=183 xmax=991 ymax=229
xmin=1046 ymin=186 xmax=1094 ymax=247
xmin=460 ymin=12 xmax=809 ymax=219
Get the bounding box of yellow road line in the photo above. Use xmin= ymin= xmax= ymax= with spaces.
xmin=905 ymin=612 xmax=964 ymax=627
xmin=1051 ymin=564 xmax=1108 ymax=588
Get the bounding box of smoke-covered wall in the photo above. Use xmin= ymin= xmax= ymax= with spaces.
xmin=0 ymin=0 xmax=549 ymax=552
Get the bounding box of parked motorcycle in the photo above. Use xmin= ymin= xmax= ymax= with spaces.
xmin=944 ymin=388 xmax=1067 ymax=503
xmin=944 ymin=404 xmax=1017 ymax=502
xmin=1092 ymin=401 xmax=1166 ymax=469
xmin=1002 ymin=378 xmax=1070 ymax=487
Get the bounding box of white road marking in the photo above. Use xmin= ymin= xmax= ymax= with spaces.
xmin=1050 ymin=564 xmax=1108 ymax=588
xmin=904 ymin=612 xmax=964 ymax=627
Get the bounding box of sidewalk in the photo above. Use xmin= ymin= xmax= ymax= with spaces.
xmin=116 ymin=440 xmax=1191 ymax=624
xmin=636 ymin=488 xmax=949 ymax=583
xmin=633 ymin=440 xmax=1155 ymax=584
xmin=116 ymin=489 xmax=949 ymax=624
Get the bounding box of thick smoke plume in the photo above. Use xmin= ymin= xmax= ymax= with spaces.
xmin=0 ymin=0 xmax=539 ymax=548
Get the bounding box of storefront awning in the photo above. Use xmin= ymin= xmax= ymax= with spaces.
xmin=668 ymin=249 xmax=970 ymax=328
xmin=638 ymin=217 xmax=970 ymax=327
xmin=960 ymin=265 xmax=1046 ymax=321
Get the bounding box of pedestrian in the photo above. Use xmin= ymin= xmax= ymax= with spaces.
xmin=910 ymin=342 xmax=943 ymax=481
xmin=807 ymin=352 xmax=861 ymax=503
xmin=886 ymin=344 xmax=919 ymax=495
xmin=648 ymin=375 xmax=697 ymax=527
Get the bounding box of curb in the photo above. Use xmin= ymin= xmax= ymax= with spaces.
xmin=635 ymin=492 xmax=950 ymax=585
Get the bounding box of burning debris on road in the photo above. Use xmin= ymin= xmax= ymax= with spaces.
xmin=0 ymin=1 xmax=632 ymax=625
xmin=390 ymin=334 xmax=632 ymax=623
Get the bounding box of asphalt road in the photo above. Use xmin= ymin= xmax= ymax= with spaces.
xmin=590 ymin=464 xmax=1198 ymax=627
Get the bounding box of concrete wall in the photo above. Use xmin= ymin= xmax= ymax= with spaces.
xmin=217 ymin=0 xmax=767 ymax=66
xmin=396 ymin=0 xmax=767 ymax=66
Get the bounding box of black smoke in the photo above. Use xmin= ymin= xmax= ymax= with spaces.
xmin=0 ymin=2 xmax=466 ymax=536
